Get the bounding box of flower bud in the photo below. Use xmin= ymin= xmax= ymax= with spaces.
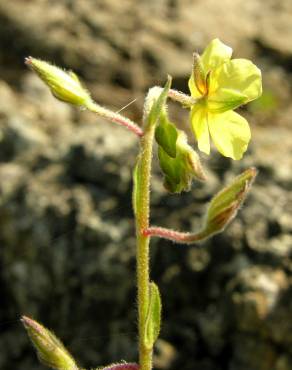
xmin=204 ymin=167 xmax=257 ymax=235
xmin=21 ymin=316 xmax=78 ymax=370
xmin=25 ymin=57 xmax=92 ymax=106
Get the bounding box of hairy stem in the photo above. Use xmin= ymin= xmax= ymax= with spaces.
xmin=87 ymin=101 xmax=144 ymax=137
xmin=168 ymin=88 xmax=196 ymax=106
xmin=135 ymin=123 xmax=156 ymax=370
xmin=143 ymin=226 xmax=207 ymax=244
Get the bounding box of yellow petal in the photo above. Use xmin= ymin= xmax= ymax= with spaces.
xmin=210 ymin=59 xmax=262 ymax=111
xmin=190 ymin=104 xmax=210 ymax=155
xmin=207 ymin=88 xmax=247 ymax=113
xmin=208 ymin=111 xmax=251 ymax=160
xmin=201 ymin=39 xmax=232 ymax=72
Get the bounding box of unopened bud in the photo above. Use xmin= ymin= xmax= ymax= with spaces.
xmin=25 ymin=57 xmax=92 ymax=107
xmin=204 ymin=167 xmax=257 ymax=235
xmin=21 ymin=316 xmax=78 ymax=370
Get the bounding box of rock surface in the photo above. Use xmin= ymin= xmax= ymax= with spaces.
xmin=0 ymin=1 xmax=292 ymax=370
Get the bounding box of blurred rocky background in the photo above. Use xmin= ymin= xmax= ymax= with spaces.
xmin=0 ymin=1 xmax=292 ymax=369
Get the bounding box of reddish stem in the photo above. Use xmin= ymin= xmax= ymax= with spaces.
xmin=87 ymin=101 xmax=144 ymax=137
xmin=143 ymin=226 xmax=206 ymax=244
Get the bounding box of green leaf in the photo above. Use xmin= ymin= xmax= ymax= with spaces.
xmin=147 ymin=76 xmax=172 ymax=127
xmin=132 ymin=157 xmax=142 ymax=216
xmin=155 ymin=113 xmax=178 ymax=158
xmin=143 ymin=282 xmax=162 ymax=350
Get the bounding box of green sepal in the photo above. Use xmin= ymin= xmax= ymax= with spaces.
xmin=176 ymin=131 xmax=206 ymax=182
xmin=158 ymin=129 xmax=206 ymax=193
xmin=147 ymin=76 xmax=172 ymax=127
xmin=158 ymin=146 xmax=183 ymax=193
xmin=143 ymin=282 xmax=162 ymax=350
xmin=155 ymin=112 xmax=178 ymax=158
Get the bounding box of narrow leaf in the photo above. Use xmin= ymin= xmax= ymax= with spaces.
xmin=132 ymin=157 xmax=142 ymax=216
xmin=147 ymin=76 xmax=172 ymax=127
xmin=143 ymin=282 xmax=162 ymax=350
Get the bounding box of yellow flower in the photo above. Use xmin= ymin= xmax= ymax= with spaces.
xmin=188 ymin=39 xmax=262 ymax=160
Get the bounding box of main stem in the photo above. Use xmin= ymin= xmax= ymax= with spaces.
xmin=135 ymin=123 xmax=156 ymax=370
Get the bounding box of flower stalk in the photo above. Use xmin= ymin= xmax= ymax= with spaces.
xmin=168 ymin=88 xmax=196 ymax=106
xmin=86 ymin=101 xmax=144 ymax=137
